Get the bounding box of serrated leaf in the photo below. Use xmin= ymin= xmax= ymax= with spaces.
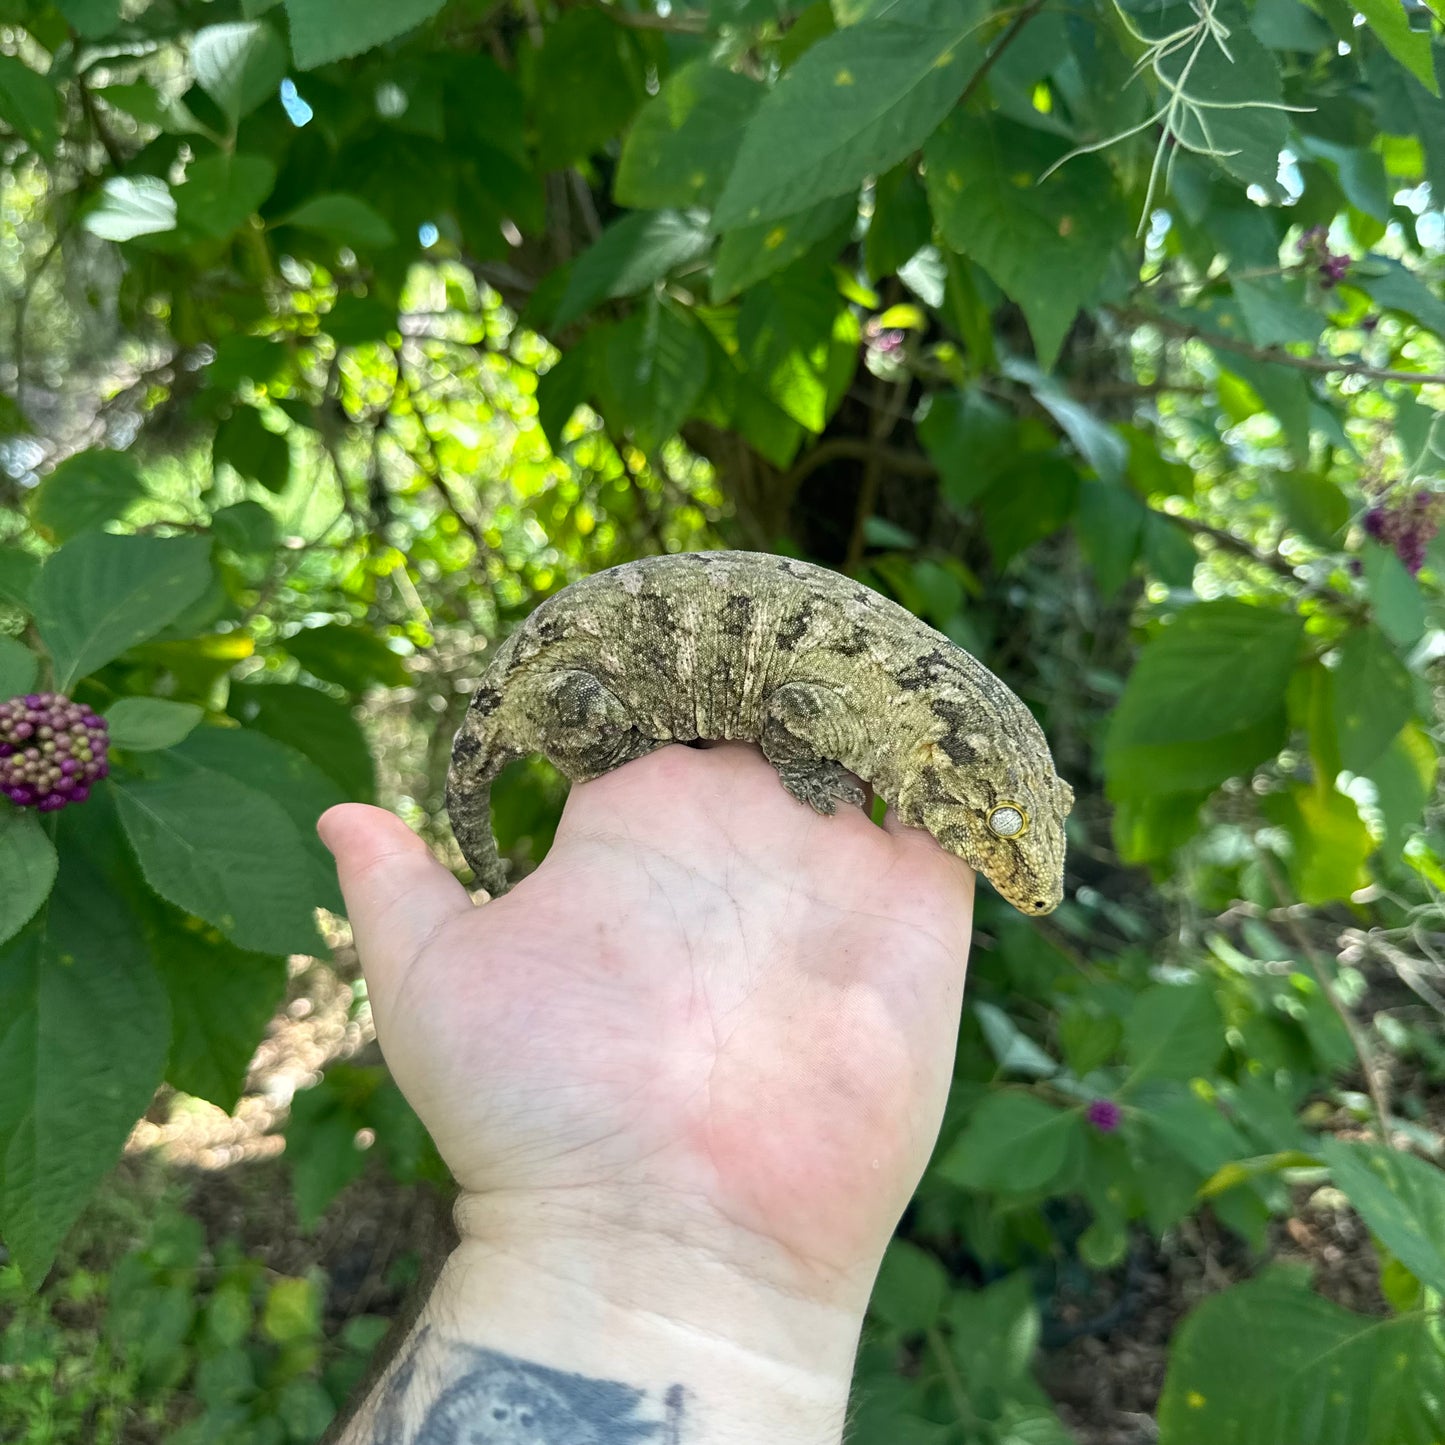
xmin=214 ymin=407 xmax=291 ymax=494
xmin=28 ymin=450 xmax=145 ymax=542
xmin=1159 ymin=1269 xmax=1445 ymax=1444
xmin=285 ymin=0 xmax=447 ymax=68
xmin=713 ymin=0 xmax=990 ymax=230
xmin=936 ymin=1092 xmax=1081 ymax=1193
xmin=149 ymin=910 xmax=286 ymax=1113
xmin=0 ymin=54 xmax=61 ymax=158
xmin=596 ymin=300 xmax=709 ymax=453
xmin=83 ymin=176 xmax=177 ymax=242
xmin=926 ymin=114 xmax=1125 ymax=369
xmin=228 ymin=682 xmax=375 ymax=803
xmin=1104 ymin=602 xmax=1302 ymax=801
xmin=615 ymin=62 xmax=764 ymax=211
xmin=554 ymin=210 xmax=711 ymax=329
xmin=0 ymin=809 xmax=57 ymax=949
xmin=279 ymin=194 xmax=396 ymax=249
xmin=105 ymin=698 xmax=205 ymax=753
xmin=32 ymin=533 xmax=215 ymax=690
xmin=1124 ymin=981 xmax=1224 ymax=1082
xmin=0 ymin=804 xmax=169 ymax=1283
xmin=112 ymin=740 xmax=331 ymax=956
xmin=190 ymin=22 xmax=287 ymax=128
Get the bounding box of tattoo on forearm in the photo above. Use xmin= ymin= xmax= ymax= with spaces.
xmin=370 ymin=1327 xmax=687 ymax=1443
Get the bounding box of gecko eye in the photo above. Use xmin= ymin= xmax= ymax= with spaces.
xmin=987 ymin=802 xmax=1029 ymax=838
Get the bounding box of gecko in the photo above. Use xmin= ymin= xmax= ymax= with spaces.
xmin=446 ymin=551 xmax=1072 ymax=913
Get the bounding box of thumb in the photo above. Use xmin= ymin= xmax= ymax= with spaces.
xmin=318 ymin=803 xmax=474 ymax=1000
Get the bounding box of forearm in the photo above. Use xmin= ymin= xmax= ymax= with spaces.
xmin=335 ymin=1197 xmax=870 ymax=1445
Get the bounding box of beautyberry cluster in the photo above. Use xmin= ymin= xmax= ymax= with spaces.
xmin=1363 ymin=489 xmax=1445 ymax=576
xmin=1086 ymin=1099 xmax=1122 ymax=1133
xmin=0 ymin=692 xmax=109 ymax=810
xmin=1298 ymin=225 xmax=1350 ymax=289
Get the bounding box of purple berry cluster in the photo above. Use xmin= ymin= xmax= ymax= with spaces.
xmin=1298 ymin=225 xmax=1350 ymax=289
xmin=1086 ymin=1099 xmax=1122 ymax=1133
xmin=0 ymin=692 xmax=109 ymax=811
xmin=1363 ymin=489 xmax=1444 ymax=576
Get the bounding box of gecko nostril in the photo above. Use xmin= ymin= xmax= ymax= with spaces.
xmin=1034 ymin=900 xmax=1046 ymax=910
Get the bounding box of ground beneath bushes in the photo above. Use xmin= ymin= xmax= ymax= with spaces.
xmin=116 ymin=944 xmax=1392 ymax=1445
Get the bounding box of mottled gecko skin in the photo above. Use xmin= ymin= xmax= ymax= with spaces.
xmin=446 ymin=551 xmax=1072 ymax=913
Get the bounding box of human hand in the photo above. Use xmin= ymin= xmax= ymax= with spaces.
xmin=319 ymin=743 xmax=975 ymax=1322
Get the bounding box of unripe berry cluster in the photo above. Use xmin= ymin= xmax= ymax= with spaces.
xmin=0 ymin=692 xmax=109 ymax=811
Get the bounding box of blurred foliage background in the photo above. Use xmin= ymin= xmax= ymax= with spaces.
xmin=3 ymin=0 xmax=1445 ymax=1440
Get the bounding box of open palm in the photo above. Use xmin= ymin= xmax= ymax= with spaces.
xmin=321 ymin=742 xmax=976 ymax=1309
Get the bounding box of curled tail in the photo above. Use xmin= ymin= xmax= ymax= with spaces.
xmin=445 ymin=688 xmax=521 ymax=896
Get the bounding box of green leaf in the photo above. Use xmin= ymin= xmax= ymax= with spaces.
xmin=0 ymin=53 xmax=60 ymax=157
xmin=1265 ymin=782 xmax=1375 ymax=904
xmin=0 ymin=635 xmax=38 ymax=698
xmin=112 ymin=739 xmax=331 ymax=956
xmin=974 ymin=1001 xmax=1058 ymax=1079
xmin=615 ymin=62 xmax=764 ymax=211
xmin=0 ymin=548 xmax=40 ymax=612
xmin=870 ymin=1239 xmax=948 ymax=1333
xmin=528 ymin=9 xmax=649 ymax=171
xmin=1058 ymin=1005 xmax=1122 ymax=1077
xmin=33 ymin=533 xmax=215 ymax=690
xmin=918 ymin=388 xmax=1018 ymax=509
xmin=214 ymin=406 xmax=291 ymax=494
xmin=947 ymin=1271 xmax=1043 ymax=1396
xmin=0 ymin=804 xmax=169 ymax=1283
xmin=1124 ymin=981 xmax=1224 ymax=1082
xmin=1331 ymin=627 xmax=1412 ymax=773
xmin=713 ymin=0 xmax=990 ymax=230
xmin=1231 ymin=277 xmax=1325 ymax=348
xmin=283 ymin=622 xmax=410 ymax=693
xmin=95 ymin=80 xmax=204 ymax=135
xmin=211 ymin=500 xmax=278 ymax=557
xmin=262 ymin=1274 xmax=321 ymax=1343
xmin=149 ymin=910 xmax=286 ymax=1113
xmin=228 ymin=682 xmax=375 ymax=803
xmin=56 ymin=0 xmax=118 ymax=37
xmin=712 ymin=190 xmax=857 ymax=302
xmin=105 ymin=698 xmax=205 ymax=753
xmin=865 ymin=163 xmax=931 ymax=281
xmin=279 ymin=194 xmax=396 ymax=249
xmin=1352 ymin=0 xmax=1439 ymax=94
xmin=936 ymin=1092 xmax=1081 ymax=1194
xmin=1159 ymin=1268 xmax=1445 ymax=1444
xmin=1363 ymin=542 xmax=1426 ymax=646
xmin=28 ymin=450 xmax=145 ymax=542
xmin=1104 ymin=602 xmax=1303 ymax=801
xmin=1003 ymin=358 xmax=1126 ymax=484
xmin=286 ymin=1083 xmax=367 ymax=1228
xmin=190 ymin=22 xmax=287 ymax=128
xmin=926 ymin=114 xmax=1125 ymax=368
xmin=1321 ymin=1139 xmax=1445 ymax=1295
xmin=175 ymin=153 xmax=277 ymax=239
xmin=82 ymin=176 xmax=177 ymax=242
xmin=285 ymin=0 xmax=446 ymax=68
xmin=1355 ymin=259 xmax=1445 ymax=337
xmin=554 ymin=211 xmax=712 ymax=329
xmin=736 ymin=268 xmax=855 ymax=432
xmin=979 ymin=454 xmax=1079 ymax=565
xmin=1076 ymin=480 xmax=1146 ymax=598
xmin=1270 ymin=471 xmax=1348 ymax=548
xmin=596 ymin=300 xmax=710 ymax=453
xmin=536 ymin=341 xmax=596 ymax=453
xmin=0 ymin=809 xmax=57 ymax=950
xmin=1366 ymin=723 xmax=1435 ymax=851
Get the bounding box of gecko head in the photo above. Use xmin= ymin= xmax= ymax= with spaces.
xmin=898 ymin=735 xmax=1073 ymax=915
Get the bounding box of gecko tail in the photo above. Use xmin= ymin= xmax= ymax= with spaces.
xmin=445 ymin=704 xmax=520 ymax=897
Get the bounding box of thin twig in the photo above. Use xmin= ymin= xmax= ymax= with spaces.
xmin=959 ymin=0 xmax=1049 ymax=106
xmin=1259 ymin=856 xmax=1395 ymax=1147
xmin=1120 ymin=307 xmax=1445 ymax=387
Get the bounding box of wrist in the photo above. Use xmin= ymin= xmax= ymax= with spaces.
xmin=372 ymin=1187 xmax=876 ymax=1445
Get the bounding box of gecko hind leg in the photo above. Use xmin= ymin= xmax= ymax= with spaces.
xmin=760 ymin=682 xmax=867 ymax=815
xmin=524 ymin=668 xmax=663 ymax=780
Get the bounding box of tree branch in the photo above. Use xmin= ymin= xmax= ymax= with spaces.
xmin=1120 ymin=307 xmax=1445 ymax=387
xmin=958 ymin=0 xmax=1048 ymax=107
